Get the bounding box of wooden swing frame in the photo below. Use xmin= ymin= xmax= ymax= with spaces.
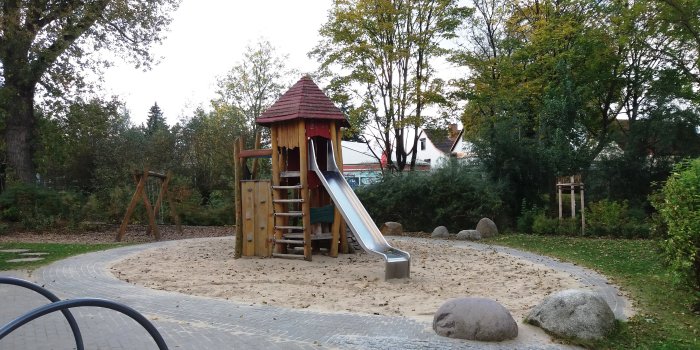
xmin=116 ymin=169 xmax=182 ymax=242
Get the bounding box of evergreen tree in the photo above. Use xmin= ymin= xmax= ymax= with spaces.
xmin=146 ymin=103 xmax=168 ymax=136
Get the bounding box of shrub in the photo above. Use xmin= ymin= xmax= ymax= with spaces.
xmin=557 ymin=218 xmax=580 ymax=235
xmin=0 ymin=184 xmax=80 ymax=230
xmin=355 ymin=161 xmax=502 ymax=232
xmin=532 ymin=213 xmax=559 ymax=235
xmin=530 ymin=213 xmax=581 ymax=235
xmin=179 ymin=190 xmax=233 ymax=226
xmin=585 ymin=199 xmax=649 ymax=238
xmin=516 ymin=201 xmax=540 ymax=233
xmin=653 ymin=158 xmax=700 ymax=294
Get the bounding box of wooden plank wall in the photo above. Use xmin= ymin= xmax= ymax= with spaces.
xmin=254 ymin=181 xmax=273 ymax=257
xmin=241 ymin=180 xmax=273 ymax=257
xmin=242 ymin=181 xmax=255 ymax=256
xmin=274 ymin=121 xmax=300 ymax=149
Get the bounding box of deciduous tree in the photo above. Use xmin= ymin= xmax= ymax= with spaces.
xmin=0 ymin=0 xmax=180 ymax=183
xmin=312 ymin=0 xmax=470 ymax=172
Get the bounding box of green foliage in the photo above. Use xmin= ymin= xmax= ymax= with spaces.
xmin=531 ymin=214 xmax=559 ymax=235
xmin=312 ymin=0 xmax=470 ymax=172
xmin=0 ymin=184 xmax=75 ymax=230
xmin=516 ymin=201 xmax=540 ymax=233
xmin=586 ymin=200 xmax=649 ymax=238
xmin=178 ymin=190 xmax=233 ymax=226
xmin=356 ymin=161 xmax=501 ymax=232
xmin=653 ymin=158 xmax=700 ymax=294
xmin=531 ymin=214 xmax=580 ymax=235
xmin=146 ymin=103 xmax=168 ymax=136
xmin=0 ymin=0 xmax=180 ymax=183
xmin=455 ymin=0 xmax=700 ymax=223
xmin=213 ymin=39 xmax=295 ymax=142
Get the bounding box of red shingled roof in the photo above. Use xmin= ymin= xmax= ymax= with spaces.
xmin=256 ymin=76 xmax=349 ymax=126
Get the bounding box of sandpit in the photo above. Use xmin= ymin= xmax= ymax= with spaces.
xmin=111 ymin=237 xmax=584 ymax=321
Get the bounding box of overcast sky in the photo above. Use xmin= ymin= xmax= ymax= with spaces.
xmin=102 ymin=0 xmax=332 ymax=126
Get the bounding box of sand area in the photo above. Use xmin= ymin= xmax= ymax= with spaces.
xmin=111 ymin=237 xmax=583 ymax=322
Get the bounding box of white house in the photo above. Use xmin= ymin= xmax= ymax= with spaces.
xmin=340 ymin=123 xmax=474 ymax=188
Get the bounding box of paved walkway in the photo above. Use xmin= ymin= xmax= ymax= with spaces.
xmin=0 ymin=237 xmax=630 ymax=350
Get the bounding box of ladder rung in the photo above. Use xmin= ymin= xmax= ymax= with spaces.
xmin=274 ymin=212 xmax=303 ymax=217
xmin=272 ymin=253 xmax=305 ymax=259
xmin=272 ymin=185 xmax=302 ymax=190
xmin=280 ymin=171 xmax=300 ymax=178
xmin=274 ymin=239 xmax=305 ymax=244
xmin=276 ymin=226 xmax=304 ymax=230
xmin=273 ymin=199 xmax=303 ymax=203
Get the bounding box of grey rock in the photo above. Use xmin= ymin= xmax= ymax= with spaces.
xmin=525 ymin=289 xmax=616 ymax=341
xmin=433 ymin=297 xmax=518 ymax=341
xmin=380 ymin=222 xmax=403 ymax=236
xmin=456 ymin=230 xmax=482 ymax=241
xmin=476 ymin=218 xmax=498 ymax=238
xmin=431 ymin=226 xmax=449 ymax=238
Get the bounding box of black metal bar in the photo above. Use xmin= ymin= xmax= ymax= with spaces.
xmin=0 ymin=277 xmax=84 ymax=350
xmin=0 ymin=298 xmax=169 ymax=350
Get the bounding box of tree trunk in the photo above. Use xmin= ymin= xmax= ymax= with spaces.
xmin=1 ymin=84 xmax=36 ymax=184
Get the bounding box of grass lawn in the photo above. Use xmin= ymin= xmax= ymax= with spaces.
xmin=485 ymin=234 xmax=698 ymax=349
xmin=0 ymin=242 xmax=124 ymax=271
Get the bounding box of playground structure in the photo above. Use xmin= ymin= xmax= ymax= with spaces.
xmin=233 ymin=76 xmax=410 ymax=279
xmin=117 ymin=169 xmax=182 ymax=242
xmin=556 ymin=175 xmax=585 ymax=235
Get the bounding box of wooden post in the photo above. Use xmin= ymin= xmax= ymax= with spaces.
xmin=163 ymin=171 xmax=183 ymax=234
xmin=580 ymin=184 xmax=586 ymax=235
xmin=329 ymin=122 xmax=340 ymax=258
xmin=251 ymin=131 xmax=262 ymax=179
xmin=270 ymin=127 xmax=285 ymax=254
xmin=234 ymin=137 xmax=244 ymax=258
xmin=336 ymin=127 xmax=348 ymax=254
xmin=140 ymin=175 xmax=160 ymax=240
xmin=570 ymin=176 xmax=575 ymax=218
xmin=298 ymin=120 xmax=312 ymax=261
xmin=116 ymin=169 xmax=149 ymax=242
xmin=558 ymin=182 xmax=563 ymax=220
xmin=153 ymin=177 xmax=166 ymax=219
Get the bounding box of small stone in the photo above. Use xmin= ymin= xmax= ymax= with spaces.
xmin=0 ymin=249 xmax=30 ymax=253
xmin=431 ymin=226 xmax=449 ymax=238
xmin=456 ymin=230 xmax=482 ymax=241
xmin=476 ymin=218 xmax=498 ymax=238
xmin=6 ymin=257 xmax=44 ymax=263
xmin=380 ymin=222 xmax=403 ymax=236
xmin=433 ymin=297 xmax=518 ymax=341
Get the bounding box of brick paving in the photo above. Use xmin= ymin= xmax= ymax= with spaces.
xmin=0 ymin=237 xmax=629 ymax=349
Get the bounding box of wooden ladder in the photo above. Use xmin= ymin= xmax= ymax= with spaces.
xmin=271 ymin=178 xmax=307 ymax=259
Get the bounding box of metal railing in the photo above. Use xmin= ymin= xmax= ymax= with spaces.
xmin=0 ymin=277 xmax=169 ymax=350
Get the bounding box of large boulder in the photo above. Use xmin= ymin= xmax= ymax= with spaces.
xmin=456 ymin=230 xmax=482 ymax=241
xmin=433 ymin=297 xmax=518 ymax=341
xmin=525 ymin=289 xmax=616 ymax=341
xmin=380 ymin=222 xmax=403 ymax=236
xmin=476 ymin=218 xmax=498 ymax=238
xmin=431 ymin=226 xmax=449 ymax=238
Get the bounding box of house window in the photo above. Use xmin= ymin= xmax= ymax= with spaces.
xmin=420 ymin=138 xmax=426 ymax=151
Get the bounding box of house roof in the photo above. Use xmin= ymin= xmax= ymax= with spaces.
xmin=423 ymin=128 xmax=455 ymax=154
xmin=256 ymin=75 xmax=349 ymax=126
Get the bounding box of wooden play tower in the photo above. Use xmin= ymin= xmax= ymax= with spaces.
xmin=233 ymin=76 xmax=350 ymax=261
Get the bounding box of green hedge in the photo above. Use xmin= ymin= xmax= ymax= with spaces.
xmin=653 ymin=158 xmax=700 ymax=295
xmin=355 ymin=161 xmax=502 ymax=232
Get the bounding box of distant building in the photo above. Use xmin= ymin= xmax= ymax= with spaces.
xmin=341 ymin=123 xmax=474 ymax=188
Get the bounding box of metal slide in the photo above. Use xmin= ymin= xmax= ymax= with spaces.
xmin=308 ymin=139 xmax=410 ymax=279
